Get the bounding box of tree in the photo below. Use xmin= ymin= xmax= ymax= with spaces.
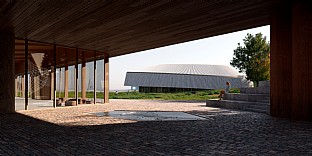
xmin=230 ymin=33 xmax=270 ymax=87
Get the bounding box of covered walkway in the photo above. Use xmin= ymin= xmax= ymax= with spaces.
xmin=0 ymin=1 xmax=312 ymax=118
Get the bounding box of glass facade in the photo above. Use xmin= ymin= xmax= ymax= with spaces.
xmin=14 ymin=40 xmax=107 ymax=110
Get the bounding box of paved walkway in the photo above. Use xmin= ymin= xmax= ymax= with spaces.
xmin=1 ymin=100 xmax=312 ymax=155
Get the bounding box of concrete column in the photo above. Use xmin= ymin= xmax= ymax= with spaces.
xmin=58 ymin=68 xmax=62 ymax=98
xmin=81 ymin=51 xmax=86 ymax=100
xmin=75 ymin=48 xmax=78 ymax=105
xmin=64 ymin=54 xmax=69 ymax=101
xmin=0 ymin=31 xmax=15 ymax=113
xmin=50 ymin=72 xmax=54 ymax=100
xmin=19 ymin=76 xmax=22 ymax=97
xmin=93 ymin=52 xmax=96 ymax=104
xmin=104 ymin=53 xmax=109 ymax=103
xmin=21 ymin=75 xmax=25 ymax=98
xmin=15 ymin=77 xmax=18 ymax=97
xmin=53 ymin=45 xmax=56 ymax=107
xmin=270 ymin=1 xmax=312 ymax=121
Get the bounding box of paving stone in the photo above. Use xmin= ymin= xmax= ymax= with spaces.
xmin=0 ymin=99 xmax=312 ymax=155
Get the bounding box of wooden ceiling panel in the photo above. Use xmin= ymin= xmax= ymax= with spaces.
xmin=0 ymin=0 xmax=282 ymax=58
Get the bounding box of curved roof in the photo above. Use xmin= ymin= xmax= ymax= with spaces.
xmin=130 ymin=64 xmax=240 ymax=77
xmin=125 ymin=64 xmax=251 ymax=89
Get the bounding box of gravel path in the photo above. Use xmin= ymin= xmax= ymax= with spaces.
xmin=17 ymin=99 xmax=217 ymax=126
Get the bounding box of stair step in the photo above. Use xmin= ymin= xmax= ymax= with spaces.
xmin=224 ymin=93 xmax=270 ymax=102
xmin=239 ymin=87 xmax=270 ymax=94
xmin=259 ymin=81 xmax=270 ymax=87
xmin=221 ymin=100 xmax=268 ymax=105
xmin=206 ymin=99 xmax=270 ymax=114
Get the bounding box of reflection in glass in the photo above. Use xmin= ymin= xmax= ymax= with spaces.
xmin=28 ymin=44 xmax=54 ymax=101
xmin=14 ymin=40 xmax=104 ymax=109
xmin=29 ymin=52 xmax=53 ymax=99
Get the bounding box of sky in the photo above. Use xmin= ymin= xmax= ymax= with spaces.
xmin=109 ymin=25 xmax=270 ymax=90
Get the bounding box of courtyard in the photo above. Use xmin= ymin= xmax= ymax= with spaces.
xmin=1 ymin=100 xmax=312 ymax=155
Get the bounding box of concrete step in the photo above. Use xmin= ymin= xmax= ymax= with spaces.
xmin=259 ymin=81 xmax=270 ymax=87
xmin=224 ymin=93 xmax=270 ymax=102
xmin=206 ymin=99 xmax=270 ymax=114
xmin=240 ymin=87 xmax=270 ymax=94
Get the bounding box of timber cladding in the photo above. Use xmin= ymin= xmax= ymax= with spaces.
xmin=270 ymin=1 xmax=312 ymax=120
xmin=0 ymin=0 xmax=279 ymax=57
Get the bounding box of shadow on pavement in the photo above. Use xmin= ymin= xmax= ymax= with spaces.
xmin=1 ymin=111 xmax=312 ymax=155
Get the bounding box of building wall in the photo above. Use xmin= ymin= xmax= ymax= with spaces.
xmin=139 ymin=86 xmax=208 ymax=93
xmin=125 ymin=72 xmax=252 ymax=90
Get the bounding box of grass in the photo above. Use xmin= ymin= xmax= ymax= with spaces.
xmin=109 ymin=91 xmax=219 ymax=100
xmin=54 ymin=91 xmax=219 ymax=100
xmin=17 ymin=89 xmax=240 ymax=101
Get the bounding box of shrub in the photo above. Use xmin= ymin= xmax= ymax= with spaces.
xmin=230 ymin=88 xmax=240 ymax=93
xmin=185 ymin=92 xmax=191 ymax=95
xmin=198 ymin=91 xmax=208 ymax=96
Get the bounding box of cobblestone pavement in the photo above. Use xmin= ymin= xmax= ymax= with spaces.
xmin=1 ymin=100 xmax=312 ymax=155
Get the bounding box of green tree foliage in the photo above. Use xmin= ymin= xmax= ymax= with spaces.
xmin=230 ymin=33 xmax=270 ymax=87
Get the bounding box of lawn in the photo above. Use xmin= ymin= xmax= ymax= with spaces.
xmin=54 ymin=90 xmax=219 ymax=100
xmin=18 ymin=89 xmax=240 ymax=101
xmin=109 ymin=91 xmax=219 ymax=100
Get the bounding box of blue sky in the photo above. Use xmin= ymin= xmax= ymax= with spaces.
xmin=109 ymin=25 xmax=270 ymax=90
